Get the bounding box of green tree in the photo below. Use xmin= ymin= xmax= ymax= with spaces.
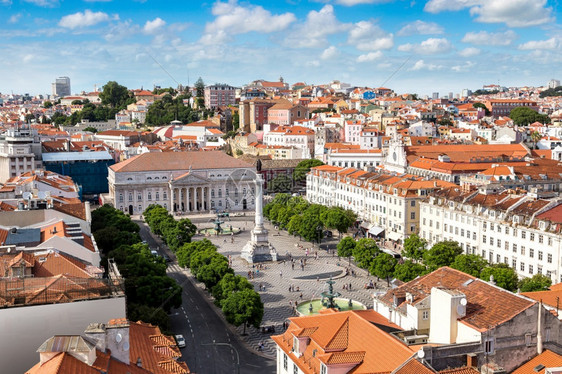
xmin=321 ymin=207 xmax=354 ymax=238
xmin=99 ymin=81 xmax=133 ymax=109
xmin=519 ymin=274 xmax=552 ymax=292
xmin=222 ymin=289 xmax=264 ymax=335
xmin=299 ymin=211 xmax=323 ymax=244
xmin=370 ymin=253 xmax=397 ymax=286
xmin=287 ymin=215 xmax=303 ymax=237
xmin=353 ymin=238 xmax=379 ymax=269
xmin=450 ymin=254 xmax=488 ymax=277
xmin=125 ymin=275 xmax=182 ymax=312
xmin=43 ymin=101 xmax=53 ymax=108
xmin=294 ymin=159 xmax=324 ymax=183
xmin=509 ymin=107 xmax=550 ymax=126
xmin=480 ymin=264 xmax=519 ymax=292
xmin=337 ymin=236 xmax=356 ymax=264
xmin=127 ymin=303 xmax=171 ymax=333
xmin=472 ymin=102 xmax=490 ymax=115
xmin=438 ymin=118 xmax=453 ymax=127
xmin=402 ymin=234 xmax=427 ymax=262
xmin=212 ymin=273 xmax=254 ymax=306
xmin=83 ymin=126 xmax=98 ymax=133
xmin=423 ymin=241 xmax=462 ymax=270
xmin=393 ymin=260 xmax=427 ymax=282
xmin=232 ymin=111 xmax=239 ymax=130
xmin=530 ymin=131 xmax=542 ymax=149
xmin=195 ymin=77 xmax=205 ymax=108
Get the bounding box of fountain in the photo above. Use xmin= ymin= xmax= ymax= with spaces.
xmin=296 ymin=277 xmax=366 ymax=316
xmin=198 ymin=213 xmax=240 ymax=236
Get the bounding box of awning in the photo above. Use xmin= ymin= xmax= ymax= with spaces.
xmin=360 ymin=222 xmax=371 ymax=230
xmin=368 ymin=225 xmax=384 ymax=236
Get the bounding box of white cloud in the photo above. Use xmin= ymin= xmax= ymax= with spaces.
xmin=321 ymin=46 xmax=339 ymax=60
xmin=59 ymin=10 xmax=115 ymax=29
xmin=451 ymin=61 xmax=475 ymax=72
xmin=23 ymin=0 xmax=58 ymax=6
xmin=398 ymin=37 xmax=452 ymax=54
xmin=104 ymin=20 xmax=140 ymax=42
xmin=143 ymin=18 xmax=166 ymax=34
xmin=410 ymin=59 xmax=443 ymax=71
xmin=1 ymin=0 xmax=13 ymax=5
xmin=8 ymin=13 xmax=21 ymax=24
xmin=397 ymin=20 xmax=444 ymax=36
xmin=334 ymin=0 xmax=390 ymax=5
xmin=424 ymin=0 xmax=553 ymax=27
xmin=357 ymin=51 xmax=383 ymax=62
xmin=23 ymin=54 xmax=34 ymax=63
xmin=284 ymin=5 xmax=349 ymax=48
xmin=458 ymin=47 xmax=480 ymax=57
xmin=347 ymin=20 xmax=393 ymax=51
xmin=202 ymin=0 xmax=295 ymax=45
xmin=518 ymin=37 xmax=560 ymax=50
xmin=461 ymin=30 xmax=517 ymax=46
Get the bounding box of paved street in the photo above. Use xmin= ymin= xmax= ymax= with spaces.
xmin=135 ymin=213 xmax=388 ymax=367
xmin=136 ymin=220 xmax=275 ymax=374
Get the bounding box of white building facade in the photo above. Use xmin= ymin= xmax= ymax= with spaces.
xmin=107 ymin=151 xmax=257 ymax=215
xmin=419 ymin=187 xmax=562 ymax=283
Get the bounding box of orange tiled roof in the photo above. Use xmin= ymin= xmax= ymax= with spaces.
xmin=272 ymin=310 xmax=411 ymax=374
xmin=377 ymin=267 xmax=534 ymax=332
xmin=511 ymin=350 xmax=562 ymax=374
xmin=439 ymin=367 xmax=480 ymax=374
xmin=110 ymin=151 xmax=252 ymax=173
xmin=393 ymin=357 xmax=437 ymax=374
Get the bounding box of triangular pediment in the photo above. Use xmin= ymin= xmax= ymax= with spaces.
xmin=171 ymin=172 xmax=210 ymax=185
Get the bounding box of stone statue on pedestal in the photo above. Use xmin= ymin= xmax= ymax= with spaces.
xmin=241 ymin=174 xmax=277 ymax=263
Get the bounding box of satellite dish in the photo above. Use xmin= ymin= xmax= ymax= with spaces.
xmin=116 ymin=333 xmax=122 ymax=343
xmin=23 ymin=192 xmax=32 ymax=200
xmin=457 ymin=304 xmax=466 ymax=316
xmin=417 ymin=349 xmax=425 ymax=359
xmin=123 ymin=342 xmax=130 ymax=351
xmin=460 ymin=298 xmax=467 ymax=306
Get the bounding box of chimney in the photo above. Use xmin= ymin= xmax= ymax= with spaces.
xmin=467 ymin=353 xmax=478 ymax=368
xmin=537 ymin=300 xmax=544 ymax=354
xmin=84 ymin=323 xmax=107 ymax=352
xmin=105 ymin=319 xmax=130 ymax=365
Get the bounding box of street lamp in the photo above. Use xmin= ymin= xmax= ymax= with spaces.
xmin=201 ymin=340 xmax=240 ymax=374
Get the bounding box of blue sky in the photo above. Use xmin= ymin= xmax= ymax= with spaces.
xmin=0 ymin=0 xmax=560 ymax=96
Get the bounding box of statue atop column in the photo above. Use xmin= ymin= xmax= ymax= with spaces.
xmin=241 ymin=174 xmax=277 ymax=263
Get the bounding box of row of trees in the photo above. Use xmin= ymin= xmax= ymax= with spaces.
xmin=92 ymin=205 xmax=182 ymax=332
xmin=400 ymin=234 xmax=552 ymax=292
xmin=264 ymin=194 xmax=356 ymax=243
xmin=173 ymin=239 xmax=263 ymax=334
xmin=139 ymin=212 xmax=265 ymax=335
xmin=337 ymin=233 xmax=551 ymax=292
xmin=143 ymin=205 xmax=197 ymax=251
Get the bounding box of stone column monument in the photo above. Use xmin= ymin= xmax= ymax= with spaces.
xmin=241 ymin=174 xmax=277 ymax=263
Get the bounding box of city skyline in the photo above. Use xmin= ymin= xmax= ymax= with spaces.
xmin=0 ymin=0 xmax=560 ymax=96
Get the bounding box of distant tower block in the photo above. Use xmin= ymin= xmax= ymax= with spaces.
xmin=241 ymin=174 xmax=277 ymax=263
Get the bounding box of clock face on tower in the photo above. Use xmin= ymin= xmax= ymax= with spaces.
xmin=393 ymin=151 xmax=397 ymax=162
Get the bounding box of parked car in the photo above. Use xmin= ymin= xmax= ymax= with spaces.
xmin=175 ymin=334 xmax=186 ymax=348
xmin=150 ymin=249 xmax=158 ymax=256
xmin=162 ymin=253 xmax=171 ymax=263
xmin=323 ymin=230 xmax=333 ymax=238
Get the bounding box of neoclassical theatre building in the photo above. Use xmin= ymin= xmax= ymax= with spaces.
xmin=106 ymin=151 xmax=257 ymax=215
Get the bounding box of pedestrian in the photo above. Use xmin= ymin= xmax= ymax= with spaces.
xmin=349 ymin=283 xmax=352 ymax=291
xmin=299 ymin=292 xmax=303 ymax=299
xmin=280 ymin=271 xmax=283 ymax=277
xmin=292 ymin=263 xmax=295 ymax=270
xmin=258 ymin=341 xmax=264 ymax=351
xmin=289 ymin=285 xmax=292 ymax=292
